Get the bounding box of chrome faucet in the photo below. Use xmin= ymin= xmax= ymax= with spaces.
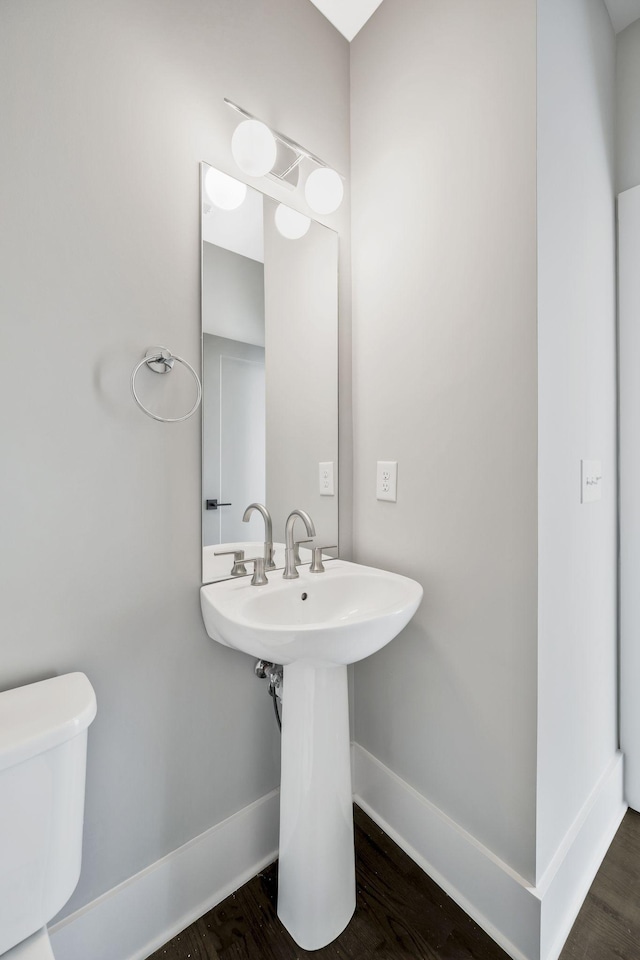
xmin=283 ymin=509 xmax=316 ymax=579
xmin=243 ymin=503 xmax=276 ymax=570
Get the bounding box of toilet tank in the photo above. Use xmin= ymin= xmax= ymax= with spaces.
xmin=0 ymin=673 xmax=97 ymax=955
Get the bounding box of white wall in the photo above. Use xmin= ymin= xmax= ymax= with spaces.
xmin=616 ymin=18 xmax=640 ymax=192
xmin=619 ymin=186 xmax=640 ymax=811
xmin=536 ymin=0 xmax=618 ymax=880
xmin=350 ymin=0 xmax=539 ymax=883
xmin=0 ymin=0 xmax=350 ymax=921
xmin=616 ymin=16 xmax=640 ymax=811
xmin=202 ymin=334 xmax=266 ymax=548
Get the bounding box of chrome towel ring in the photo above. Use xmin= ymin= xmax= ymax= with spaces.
xmin=131 ymin=346 xmax=202 ymax=423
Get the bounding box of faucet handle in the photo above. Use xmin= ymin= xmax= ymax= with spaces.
xmin=309 ymin=546 xmax=337 ymax=574
xmin=293 ymin=538 xmax=313 ymax=565
xmin=243 ymin=556 xmax=269 ymax=586
xmin=214 ymin=549 xmax=247 ymax=576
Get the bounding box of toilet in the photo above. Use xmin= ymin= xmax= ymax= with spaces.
xmin=0 ymin=673 xmax=97 ymax=958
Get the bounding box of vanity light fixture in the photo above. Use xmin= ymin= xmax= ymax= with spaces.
xmin=225 ymin=98 xmax=344 ymax=214
xmin=231 ymin=119 xmax=277 ymax=177
xmin=204 ymin=166 xmax=247 ymax=210
xmin=274 ymin=203 xmax=311 ymax=240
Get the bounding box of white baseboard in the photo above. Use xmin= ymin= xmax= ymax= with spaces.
xmin=352 ymin=743 xmax=625 ymax=960
xmin=49 ymin=789 xmax=280 ymax=960
xmin=538 ymin=753 xmax=626 ymax=960
xmin=48 ymin=748 xmax=624 ymax=960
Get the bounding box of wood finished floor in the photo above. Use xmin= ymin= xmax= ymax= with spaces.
xmin=149 ymin=806 xmax=640 ymax=960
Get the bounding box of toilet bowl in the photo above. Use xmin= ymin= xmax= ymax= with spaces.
xmin=0 ymin=673 xmax=97 ymax=958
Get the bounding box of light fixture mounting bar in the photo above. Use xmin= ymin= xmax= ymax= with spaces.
xmin=223 ymin=98 xmax=343 ymax=179
xmin=279 ymin=153 xmax=305 ymax=180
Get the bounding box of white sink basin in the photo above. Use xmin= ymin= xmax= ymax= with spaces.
xmin=199 ymin=558 xmax=422 ymax=951
xmin=200 ymin=559 xmax=422 ymax=665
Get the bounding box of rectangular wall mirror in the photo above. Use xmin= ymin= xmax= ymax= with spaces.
xmin=201 ymin=163 xmax=339 ymax=584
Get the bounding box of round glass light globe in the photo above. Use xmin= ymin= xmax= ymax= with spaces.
xmin=304 ymin=167 xmax=344 ymax=215
xmin=231 ymin=119 xmax=277 ymax=177
xmin=274 ymin=204 xmax=311 ymax=240
xmin=204 ymin=167 xmax=247 ymax=210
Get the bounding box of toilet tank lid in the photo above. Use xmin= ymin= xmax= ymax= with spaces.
xmin=0 ymin=673 xmax=97 ymax=772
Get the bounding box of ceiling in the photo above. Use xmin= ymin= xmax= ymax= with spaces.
xmin=308 ymin=0 xmax=640 ymax=40
xmin=604 ymin=0 xmax=640 ymax=32
xmin=306 ymin=0 xmax=384 ymax=41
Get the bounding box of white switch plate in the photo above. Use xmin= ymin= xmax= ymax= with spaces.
xmin=581 ymin=460 xmax=602 ymax=503
xmin=377 ymin=461 xmax=398 ymax=502
xmin=319 ymin=461 xmax=335 ymax=496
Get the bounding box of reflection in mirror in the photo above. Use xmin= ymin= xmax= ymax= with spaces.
xmin=201 ymin=163 xmax=339 ymax=584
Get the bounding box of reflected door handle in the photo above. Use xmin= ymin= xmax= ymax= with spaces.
xmin=206 ymin=499 xmax=232 ymax=510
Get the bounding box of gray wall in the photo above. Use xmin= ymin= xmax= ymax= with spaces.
xmin=202 ymin=242 xmax=265 ymax=346
xmin=350 ymin=0 xmax=539 ymax=881
xmin=536 ymin=0 xmax=617 ymax=879
xmin=264 ymin=200 xmax=340 ymax=551
xmin=0 ymin=0 xmax=350 ymax=918
xmin=616 ymin=18 xmax=640 ymax=192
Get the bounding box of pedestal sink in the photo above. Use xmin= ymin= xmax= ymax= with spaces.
xmin=200 ymin=559 xmax=423 ymax=950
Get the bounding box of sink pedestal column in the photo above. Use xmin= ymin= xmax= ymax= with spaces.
xmin=277 ymin=661 xmax=355 ymax=950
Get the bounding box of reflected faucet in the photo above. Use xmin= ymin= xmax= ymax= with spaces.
xmin=243 ymin=503 xmax=276 ymax=570
xmin=283 ymin=509 xmax=316 ymax=579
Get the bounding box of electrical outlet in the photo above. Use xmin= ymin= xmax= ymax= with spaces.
xmin=319 ymin=461 xmax=335 ymax=496
xmin=376 ymin=461 xmax=397 ymax=502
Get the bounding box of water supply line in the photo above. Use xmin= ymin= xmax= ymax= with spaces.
xmin=255 ymin=660 xmax=283 ymax=732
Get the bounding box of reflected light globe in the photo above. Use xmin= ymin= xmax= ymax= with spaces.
xmin=204 ymin=167 xmax=247 ymax=210
xmin=274 ymin=204 xmax=311 ymax=240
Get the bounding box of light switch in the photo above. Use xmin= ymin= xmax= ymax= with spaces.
xmin=581 ymin=460 xmax=602 ymax=503
xmin=377 ymin=461 xmax=398 ymax=502
xmin=319 ymin=462 xmax=335 ymax=496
